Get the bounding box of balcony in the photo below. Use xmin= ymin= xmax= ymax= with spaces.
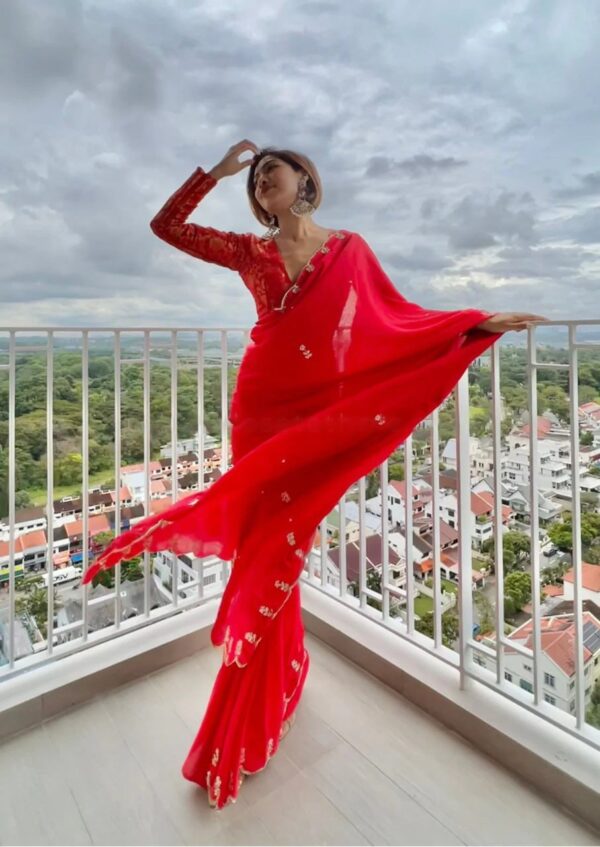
xmin=1 ymin=624 xmax=598 ymax=845
xmin=1 ymin=323 xmax=600 ymax=843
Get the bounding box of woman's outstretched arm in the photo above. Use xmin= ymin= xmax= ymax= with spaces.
xmin=149 ymin=166 xmax=251 ymax=271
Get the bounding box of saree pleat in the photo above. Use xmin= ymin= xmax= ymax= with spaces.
xmin=181 ymin=584 xmax=309 ymax=808
xmin=81 ymin=224 xmax=502 ymax=809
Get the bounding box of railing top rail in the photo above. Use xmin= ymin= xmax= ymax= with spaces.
xmin=0 ymin=318 xmax=600 ymax=333
xmin=0 ymin=326 xmax=253 ymax=333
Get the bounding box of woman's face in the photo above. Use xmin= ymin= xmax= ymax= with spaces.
xmin=253 ymin=155 xmax=304 ymax=215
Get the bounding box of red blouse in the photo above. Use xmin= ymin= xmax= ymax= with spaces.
xmin=149 ymin=166 xmax=345 ymax=320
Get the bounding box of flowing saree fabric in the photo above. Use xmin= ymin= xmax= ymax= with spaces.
xmin=81 ymin=167 xmax=502 ymax=808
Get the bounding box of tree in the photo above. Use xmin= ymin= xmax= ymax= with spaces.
xmin=578 ymin=384 xmax=599 ymax=404
xmin=347 ymin=570 xmax=403 ymax=618
xmin=549 ymin=513 xmax=600 ymax=557
xmin=538 ymin=385 xmax=569 ymax=422
xmin=503 ymin=385 xmax=528 ymax=416
xmin=586 ymin=678 xmax=600 ymax=730
xmin=366 ymin=471 xmax=379 ymax=499
xmin=15 ymin=573 xmax=60 ymax=641
xmin=54 ymin=452 xmax=83 ymax=486
xmin=415 ymin=608 xmax=459 ymax=649
xmin=388 ymin=462 xmax=405 ymax=482
xmin=88 ymin=529 xmax=144 ymax=586
xmin=15 ymin=490 xmax=33 ymax=509
xmin=580 ymin=492 xmax=599 ymax=514
xmin=481 ymin=531 xmax=530 ymax=573
xmin=473 ymin=591 xmax=495 ymax=634
xmin=504 ymin=571 xmax=532 ymax=618
xmin=542 ymin=562 xmax=568 ymax=585
xmin=470 ymin=407 xmax=489 ymax=438
xmin=586 ymin=547 xmax=600 ymax=564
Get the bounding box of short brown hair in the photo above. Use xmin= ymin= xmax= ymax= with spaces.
xmin=246 ymin=147 xmax=323 ymax=228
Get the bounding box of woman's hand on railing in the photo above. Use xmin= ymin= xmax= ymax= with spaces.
xmin=476 ymin=312 xmax=550 ymax=333
xmin=209 ymin=139 xmax=261 ymax=180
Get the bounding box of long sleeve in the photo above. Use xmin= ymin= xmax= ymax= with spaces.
xmin=149 ymin=167 xmax=251 ymax=271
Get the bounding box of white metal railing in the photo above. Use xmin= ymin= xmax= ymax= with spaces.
xmin=300 ymin=319 xmax=600 ymax=752
xmin=0 ymin=327 xmax=250 ymax=673
xmin=1 ymin=322 xmax=599 ymax=754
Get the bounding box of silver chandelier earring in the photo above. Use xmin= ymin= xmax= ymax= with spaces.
xmin=290 ymin=174 xmax=315 ymax=217
xmin=261 ymin=173 xmax=314 ymax=239
xmin=262 ymin=214 xmax=279 ymax=239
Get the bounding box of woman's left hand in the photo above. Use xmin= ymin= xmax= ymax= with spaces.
xmin=476 ymin=312 xmax=550 ymax=333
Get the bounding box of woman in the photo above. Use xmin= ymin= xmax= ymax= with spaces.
xmin=81 ymin=139 xmax=547 ymax=809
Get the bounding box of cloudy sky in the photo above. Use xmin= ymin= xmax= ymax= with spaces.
xmin=1 ymin=0 xmax=599 ymax=331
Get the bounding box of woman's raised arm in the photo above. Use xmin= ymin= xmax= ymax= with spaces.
xmin=149 ymin=165 xmax=250 ymax=271
xmin=150 ymin=141 xmax=260 ymax=271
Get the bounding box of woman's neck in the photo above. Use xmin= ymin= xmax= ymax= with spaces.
xmin=274 ymin=214 xmax=326 ymax=243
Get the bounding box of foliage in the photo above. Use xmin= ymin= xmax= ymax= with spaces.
xmin=0 ymin=349 xmax=238 ymax=509
xmin=480 ymin=530 xmax=530 ymax=574
xmin=415 ymin=608 xmax=459 ymax=648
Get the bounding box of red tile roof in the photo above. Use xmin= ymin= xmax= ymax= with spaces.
xmin=0 ymin=529 xmax=47 ymax=556
xmin=517 ymin=417 xmax=553 ymax=438
xmin=506 ymin=612 xmax=600 ymax=675
xmin=64 ymin=514 xmax=111 ymax=537
xmin=390 ymin=480 xmax=420 ymax=500
xmin=563 ymin=562 xmax=600 ymax=592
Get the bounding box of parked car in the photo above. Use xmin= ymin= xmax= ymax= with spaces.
xmin=543 ymin=546 xmax=559 ymax=557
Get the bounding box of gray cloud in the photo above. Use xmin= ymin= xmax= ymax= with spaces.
xmin=553 ymin=171 xmax=600 ymax=200
xmin=540 ymin=206 xmax=600 ymax=245
xmin=419 ymin=191 xmax=539 ymax=251
xmin=365 ymin=154 xmax=469 ymax=180
xmin=381 ymin=245 xmax=451 ymax=273
xmin=486 ymin=243 xmax=598 ymax=279
xmin=1 ymin=0 xmax=599 ymax=329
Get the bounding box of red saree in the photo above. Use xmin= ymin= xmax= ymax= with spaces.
xmin=81 ymin=166 xmax=502 ymax=809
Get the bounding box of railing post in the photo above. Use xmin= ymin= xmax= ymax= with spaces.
xmin=527 ymin=327 xmax=543 ymax=705
xmin=456 ymin=373 xmax=474 ymax=689
xmin=568 ymin=325 xmax=585 ymax=728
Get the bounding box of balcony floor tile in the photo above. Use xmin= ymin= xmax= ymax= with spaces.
xmin=0 ymin=633 xmax=598 ymax=845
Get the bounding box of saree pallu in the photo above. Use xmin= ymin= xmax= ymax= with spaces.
xmin=81 ymin=230 xmax=502 ymax=808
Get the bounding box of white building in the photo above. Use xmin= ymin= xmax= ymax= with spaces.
xmin=159 ymin=428 xmax=219 ymax=459
xmin=120 ymin=461 xmax=163 ymax=504
xmin=153 ymin=550 xmax=225 ymax=600
xmin=474 ymin=612 xmax=600 ymax=715
xmin=383 ymin=480 xmax=428 ymax=527
xmin=0 ymin=506 xmax=46 ymax=542
xmin=425 ymin=490 xmax=512 ymax=551
xmin=501 ymin=442 xmax=571 ymax=494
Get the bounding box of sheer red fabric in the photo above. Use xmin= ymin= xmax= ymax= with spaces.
xmin=81 ymin=167 xmax=502 ymax=809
